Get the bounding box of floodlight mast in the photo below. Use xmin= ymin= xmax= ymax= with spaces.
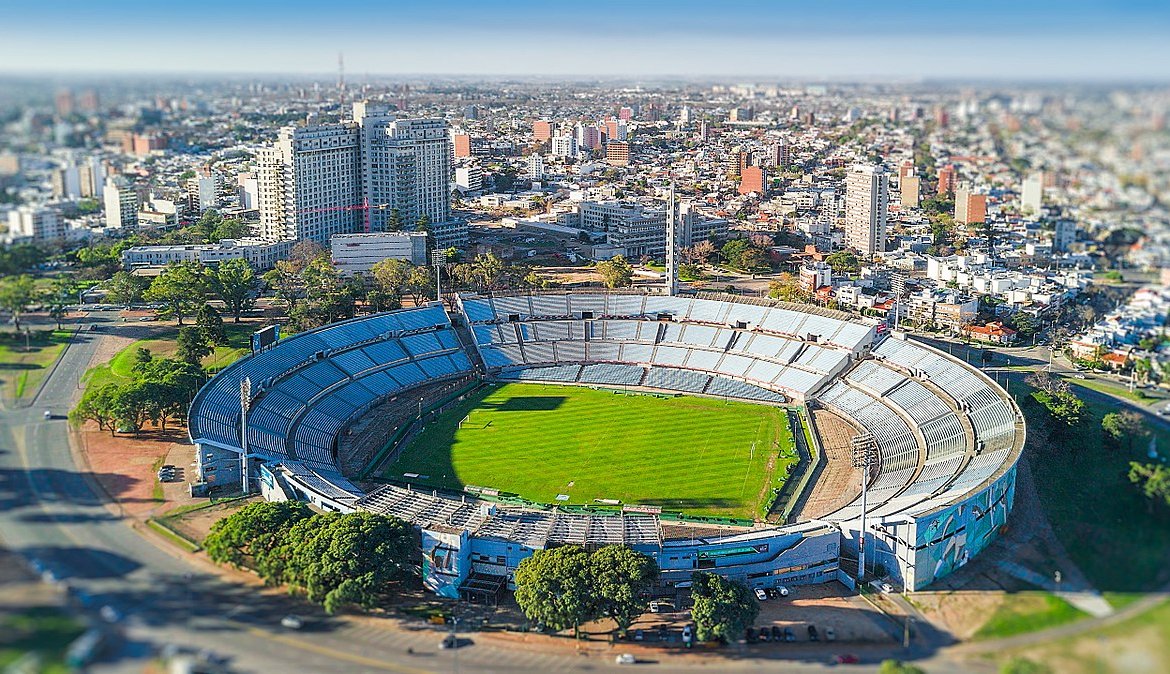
xmin=851 ymin=433 xmax=876 ymax=585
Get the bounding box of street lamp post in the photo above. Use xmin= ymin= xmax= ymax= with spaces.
xmin=851 ymin=433 xmax=877 ymax=586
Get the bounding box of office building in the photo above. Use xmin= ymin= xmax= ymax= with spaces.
xmin=954 ymin=186 xmax=987 ymax=225
xmin=1022 ymin=171 xmax=1044 ymax=214
xmin=330 ymin=231 xmax=428 ymax=275
xmin=844 ymin=164 xmax=889 ymax=256
xmin=103 ymin=178 xmax=139 ymax=229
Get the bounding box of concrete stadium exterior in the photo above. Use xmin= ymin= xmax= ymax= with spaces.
xmin=189 ymin=291 xmax=1024 ymax=600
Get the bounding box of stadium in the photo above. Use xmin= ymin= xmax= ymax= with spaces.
xmin=189 ymin=291 xmax=1025 ymax=601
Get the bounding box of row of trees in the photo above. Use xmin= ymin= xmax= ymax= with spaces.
xmin=204 ymin=501 xmax=416 ymax=614
xmin=70 ymin=355 xmax=204 ymax=435
xmin=1025 ymin=370 xmax=1086 ymax=432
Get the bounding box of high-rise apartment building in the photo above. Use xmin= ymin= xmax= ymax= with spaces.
xmin=527 ymin=154 xmax=545 ymax=181
xmin=550 ymin=134 xmax=577 ymax=159
xmin=937 ymin=164 xmax=957 ymax=196
xmin=900 ymin=176 xmax=920 ymax=208
xmin=8 ymin=206 xmax=65 ymax=241
xmin=1021 ymin=171 xmax=1044 ymax=214
xmin=954 ymin=186 xmax=987 ymax=225
xmin=738 ymin=166 xmax=768 ymax=196
xmin=605 ymin=141 xmax=630 ymax=167
xmin=452 ymin=133 xmax=472 ymax=158
xmin=532 ymin=120 xmax=553 ymax=142
xmin=844 ymin=164 xmax=889 ymax=256
xmin=103 ymin=178 xmax=139 ymax=229
xmin=256 ymin=102 xmax=462 ymax=248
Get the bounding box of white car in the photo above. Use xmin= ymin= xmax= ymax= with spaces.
xmin=777 ymin=586 xmax=790 ymax=597
xmin=615 ymin=653 xmax=637 ymax=665
xmin=754 ymin=588 xmax=768 ymax=601
xmin=280 ymin=615 xmax=303 ymax=629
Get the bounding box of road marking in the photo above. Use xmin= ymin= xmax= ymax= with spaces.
xmin=242 ymin=625 xmax=434 ymax=674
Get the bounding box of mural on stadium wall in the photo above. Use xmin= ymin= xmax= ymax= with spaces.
xmin=909 ymin=467 xmax=1017 ymax=589
xmin=421 ymin=528 xmax=467 ymax=599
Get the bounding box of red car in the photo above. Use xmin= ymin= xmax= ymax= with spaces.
xmin=834 ymin=654 xmax=859 ymax=664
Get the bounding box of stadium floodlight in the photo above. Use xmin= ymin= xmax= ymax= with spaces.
xmin=851 ymin=432 xmax=877 ymax=585
xmin=241 ymin=376 xmax=252 ymax=494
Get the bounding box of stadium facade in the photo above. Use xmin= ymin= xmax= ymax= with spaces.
xmin=189 ymin=292 xmax=1024 ymax=598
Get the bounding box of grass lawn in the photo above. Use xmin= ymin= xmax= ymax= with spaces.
xmin=0 ymin=329 xmax=72 ymax=400
xmin=82 ymin=322 xmax=255 ymax=392
xmin=386 ymin=382 xmax=798 ymax=519
xmin=1067 ymin=377 xmax=1150 ymax=403
xmin=974 ymin=592 xmax=1088 ymax=640
xmin=1022 ymin=392 xmax=1170 ymax=592
xmin=0 ymin=606 xmax=85 ymax=673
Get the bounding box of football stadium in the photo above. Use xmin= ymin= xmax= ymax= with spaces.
xmin=189 ymin=291 xmax=1025 ymax=600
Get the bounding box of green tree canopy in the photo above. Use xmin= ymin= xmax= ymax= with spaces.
xmin=279 ymin=511 xmax=417 ymax=614
xmin=825 ymin=250 xmax=861 ymax=275
xmin=196 ymin=304 xmax=228 ymax=346
xmin=589 ymin=546 xmax=658 ymax=635
xmin=204 ymin=501 xmax=314 ymax=571
xmin=144 ymin=261 xmax=206 ymax=325
xmin=514 ymin=545 xmax=596 ymax=637
xmin=595 ymin=255 xmax=634 ymax=289
xmin=176 ymin=325 xmax=213 ymax=365
xmin=690 ymin=571 xmax=759 ymax=643
xmin=0 ymin=274 xmax=38 ymax=330
xmin=210 ymin=258 xmax=258 ymax=323
xmin=1128 ymin=461 xmax=1170 ymax=515
xmin=105 ymin=270 xmax=148 ymax=307
xmin=1101 ymin=411 xmax=1147 ymax=451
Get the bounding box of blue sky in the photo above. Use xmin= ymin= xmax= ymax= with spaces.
xmin=1 ymin=1 xmax=1168 ymax=79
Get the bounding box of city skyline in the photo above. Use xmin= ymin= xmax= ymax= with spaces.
xmin=2 ymin=0 xmax=1170 ymax=80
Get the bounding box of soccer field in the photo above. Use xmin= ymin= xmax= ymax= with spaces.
xmin=384 ymin=382 xmax=800 ymax=519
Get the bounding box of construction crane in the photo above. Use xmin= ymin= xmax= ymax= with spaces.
xmin=297 ymin=199 xmax=395 ymax=233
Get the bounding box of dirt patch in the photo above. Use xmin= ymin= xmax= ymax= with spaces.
xmin=77 ymin=422 xmax=188 ymax=518
xmin=161 ymin=498 xmax=257 ymax=544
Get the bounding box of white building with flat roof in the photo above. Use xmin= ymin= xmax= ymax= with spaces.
xmin=330 ymin=231 xmax=428 ymax=276
xmin=121 ymin=239 xmax=293 ymax=271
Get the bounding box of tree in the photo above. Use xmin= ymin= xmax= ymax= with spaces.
xmin=144 ymin=261 xmax=206 ymax=325
xmin=211 ymin=217 xmax=249 ymax=241
xmin=136 ymin=358 xmax=205 ymax=428
xmin=589 ymin=546 xmax=658 ymax=637
xmin=386 ymin=208 xmax=402 ymax=232
xmin=514 ymin=546 xmax=595 ymax=638
xmin=596 ymin=255 xmax=633 ymax=289
xmin=738 ymin=246 xmax=764 ymax=270
xmin=688 ymin=240 xmax=716 ymax=265
xmin=264 ymin=260 xmax=304 ymax=315
xmin=1033 ymin=388 xmax=1086 ymax=430
xmin=195 ymin=304 xmax=228 ymax=346
xmin=405 ymin=265 xmax=434 ymax=306
xmin=69 ymin=383 xmax=121 ymax=434
xmin=1128 ymin=462 xmax=1170 ymax=515
xmin=104 ymin=271 xmax=148 ymax=307
xmin=1101 ymin=411 xmax=1147 ymax=451
xmin=0 ymin=275 xmax=37 ymax=330
xmin=825 ymin=251 xmax=860 ymax=275
xmin=210 ymin=258 xmax=257 ymax=322
xmin=690 ymin=572 xmax=759 ymax=643
xmin=279 ymin=512 xmax=416 ymax=614
xmin=720 ymin=239 xmax=750 ymax=268
xmin=768 ymin=273 xmax=810 ymax=302
xmin=176 ymin=326 xmax=213 ymax=365
xmin=44 ymin=276 xmax=73 ymax=330
xmin=204 ymin=501 xmax=313 ymax=571
xmin=194 ymin=209 xmax=223 ymax=243
xmin=370 ymin=258 xmax=410 ymax=300
xmin=108 ymin=380 xmax=160 ymax=436
xmin=879 ymin=661 xmax=926 ymax=674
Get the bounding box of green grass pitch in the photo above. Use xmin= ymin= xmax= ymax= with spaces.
xmin=384 ymin=382 xmax=800 ymax=519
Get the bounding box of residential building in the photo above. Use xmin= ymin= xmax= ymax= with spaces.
xmin=964 ymin=321 xmax=1018 ymax=344
xmin=103 ymin=178 xmax=139 ymax=229
xmin=799 ymin=261 xmax=833 ymax=292
xmin=237 ymin=172 xmax=259 ymax=210
xmin=455 ymin=165 xmax=483 ymax=192
xmin=739 ymin=165 xmax=768 ymax=196
xmin=605 ymin=141 xmax=630 ymax=167
xmin=551 ymin=134 xmax=577 ymax=158
xmin=907 ymin=289 xmax=978 ymax=333
xmin=188 ymin=168 xmax=217 ymax=213
xmin=844 ymin=164 xmax=889 ymax=256
xmin=1054 ymin=219 xmax=1077 ymax=252
xmin=532 ymin=120 xmax=553 ymax=142
xmin=900 ymin=176 xmax=920 ymax=207
xmin=527 ymin=154 xmax=545 ymax=181
xmin=330 ymin=231 xmax=428 ymax=275
xmin=937 ymin=164 xmax=957 ymax=196
xmin=7 ymin=205 xmax=64 ymax=241
xmin=1022 ymin=171 xmax=1044 ymax=214
xmin=954 ymin=186 xmax=987 ymax=225
xmin=452 ymin=133 xmax=472 ymax=158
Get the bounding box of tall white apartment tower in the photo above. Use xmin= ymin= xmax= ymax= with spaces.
xmin=1021 ymin=171 xmax=1044 ymax=215
xmin=102 ymin=178 xmax=139 ymax=229
xmin=256 ymin=123 xmax=362 ymax=244
xmin=527 ymin=153 xmax=545 ymax=182
xmin=844 ymin=164 xmax=889 ymax=257
xmin=374 ymin=118 xmax=453 ymax=237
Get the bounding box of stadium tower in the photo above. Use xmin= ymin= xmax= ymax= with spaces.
xmin=665 ymin=181 xmax=680 ymax=296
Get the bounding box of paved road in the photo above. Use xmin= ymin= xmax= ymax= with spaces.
xmin=4 ymin=313 xmax=956 ymax=673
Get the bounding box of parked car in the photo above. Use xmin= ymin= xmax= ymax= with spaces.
xmin=745 ymin=627 xmax=757 ymax=642
xmin=280 ymin=615 xmax=303 ymax=630
xmin=808 ymin=625 xmax=819 ymax=642
xmin=439 ymin=634 xmax=458 ymax=650
xmin=777 ymin=586 xmax=790 ymax=597
xmin=757 ymin=628 xmax=769 ymax=642
xmin=633 ymin=629 xmax=644 ymax=642
xmin=754 ymin=588 xmax=768 ymax=601
xmin=681 ymin=624 xmax=693 ymax=644
xmin=784 ymin=627 xmax=796 ymax=642
xmin=834 ymin=654 xmax=859 ymax=664
xmin=771 ymin=625 xmax=783 ymax=641
xmin=615 ymin=653 xmax=636 ymax=665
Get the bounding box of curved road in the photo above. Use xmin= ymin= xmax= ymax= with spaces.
xmin=0 ymin=314 xmax=1006 ymax=673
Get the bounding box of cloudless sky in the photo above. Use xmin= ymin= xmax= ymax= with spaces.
xmin=1 ymin=0 xmax=1168 ymax=80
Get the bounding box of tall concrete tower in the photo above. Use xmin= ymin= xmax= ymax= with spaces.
xmin=665 ymin=181 xmax=680 ymax=296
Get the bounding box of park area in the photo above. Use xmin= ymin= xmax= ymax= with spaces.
xmin=0 ymin=329 xmax=72 ymax=402
xmin=384 ymin=382 xmax=799 ymax=519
